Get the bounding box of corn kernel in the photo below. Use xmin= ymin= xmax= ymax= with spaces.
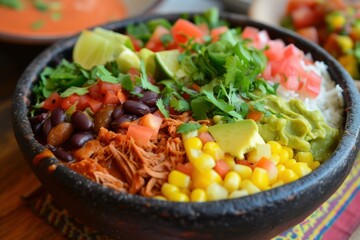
xmin=271 ymin=180 xmax=284 ymax=188
xmin=251 ymin=167 xmax=270 ymax=190
xmin=190 ymin=189 xmax=207 ymax=202
xmin=182 ymin=130 xmax=198 ymax=140
xmin=153 ymin=195 xmax=167 ymax=201
xmin=278 ymin=169 xmax=299 ymax=183
xmin=268 ymin=141 xmax=282 ymax=155
xmin=296 ymin=152 xmax=314 ymax=164
xmin=233 ymin=164 xmax=252 ymax=179
xmin=168 ymin=192 xmax=190 ymax=202
xmin=207 ymin=183 xmax=228 ymax=201
xmin=192 ymin=153 xmax=216 ymax=171
xmin=229 ymin=189 xmax=249 ymax=199
xmin=184 ymin=137 xmax=203 ymax=150
xmin=168 ymin=170 xmax=191 ymax=189
xmin=279 ymin=148 xmax=290 ymax=164
xmin=277 ymin=164 xmax=286 ymax=173
xmin=192 ymin=169 xmax=223 ymax=189
xmin=180 ymin=188 xmax=191 ymax=196
xmin=290 ymin=163 xmax=312 ymax=177
xmin=203 ymin=142 xmax=225 ymax=161
xmin=284 ymin=159 xmax=297 ymax=168
xmin=223 ymin=171 xmax=241 ymax=192
xmin=240 ymin=179 xmax=261 ymax=194
xmin=283 ymin=146 xmax=294 ymax=159
xmin=161 ymin=183 xmax=179 ymax=198
xmin=270 ymin=154 xmax=280 ymax=165
xmin=309 ymin=161 xmax=321 ymax=170
xmin=198 ymin=125 xmax=209 ymax=133
xmin=224 ymin=154 xmax=236 ymax=170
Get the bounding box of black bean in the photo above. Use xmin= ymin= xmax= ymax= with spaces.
xmin=111 ymin=114 xmax=137 ymax=130
xmin=41 ymin=118 xmax=52 ymax=139
xmin=48 ymin=145 xmax=74 ymax=162
xmin=29 ymin=113 xmax=47 ymax=126
xmin=47 ymin=122 xmax=74 ymax=146
xmin=123 ymin=100 xmax=150 ymax=116
xmin=70 ymin=132 xmax=94 ymax=148
xmin=51 ymin=107 xmax=66 ymax=126
xmin=71 ymin=111 xmax=94 ymax=131
xmin=112 ymin=105 xmax=125 ymax=119
xmin=139 ymin=91 xmax=159 ymax=107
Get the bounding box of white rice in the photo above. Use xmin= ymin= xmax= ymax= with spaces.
xmin=276 ymin=60 xmax=344 ymax=129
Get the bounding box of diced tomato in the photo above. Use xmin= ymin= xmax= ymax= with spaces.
xmin=281 ymin=75 xmax=302 ymax=91
xmin=61 ymin=94 xmax=80 ymax=110
xmin=291 ymin=6 xmax=318 ymax=29
xmin=236 ymin=159 xmax=254 ymax=169
xmin=286 ymin=0 xmax=317 ymax=14
xmin=254 ymin=157 xmax=278 ymax=182
xmin=77 ymin=94 xmax=91 ymax=110
xmin=198 ymin=23 xmax=210 ymax=36
xmin=171 ymin=19 xmax=204 ymax=44
xmin=246 ymin=110 xmax=263 ymax=122
xmin=283 ymin=44 xmax=304 ymax=58
xmin=127 ymin=124 xmax=154 ymax=147
xmin=87 ymin=98 xmax=103 ymax=113
xmin=88 ymin=83 xmax=102 ymax=100
xmin=262 ymin=64 xmax=272 ymax=80
xmin=116 ymin=89 xmax=127 ymax=104
xmin=99 ymin=81 xmax=121 ymax=95
xmin=176 ymin=162 xmax=194 ymax=177
xmin=146 ymin=26 xmax=171 ymax=52
xmin=43 ymin=92 xmax=62 ymax=110
xmin=129 ymin=35 xmax=143 ymax=51
xmin=153 ymin=110 xmax=165 ymax=118
xmin=103 ymin=91 xmax=120 ymax=104
xmin=128 ymin=68 xmax=140 ymax=82
xmin=296 ymin=27 xmax=319 ymax=44
xmin=264 ymin=40 xmax=285 ymax=61
xmin=211 ymin=26 xmax=228 ymax=42
xmin=198 ymin=132 xmax=214 ymax=144
xmin=214 ymin=160 xmax=231 ymax=179
xmin=242 ymin=27 xmax=270 ymax=49
xmin=301 ymin=71 xmax=321 ymax=98
xmin=139 ymin=113 xmax=163 ymax=138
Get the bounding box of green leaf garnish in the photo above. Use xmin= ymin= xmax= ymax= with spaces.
xmin=177 ymin=122 xmax=201 ymax=134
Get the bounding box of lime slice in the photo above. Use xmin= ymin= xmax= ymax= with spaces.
xmin=155 ymin=50 xmax=180 ymax=79
xmin=139 ymin=48 xmax=156 ymax=76
xmin=93 ymin=27 xmax=134 ymax=51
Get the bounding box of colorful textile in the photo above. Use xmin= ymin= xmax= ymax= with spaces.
xmin=25 ymin=157 xmax=360 ymax=240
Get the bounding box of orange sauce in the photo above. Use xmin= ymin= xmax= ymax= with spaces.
xmin=0 ymin=0 xmax=127 ymax=37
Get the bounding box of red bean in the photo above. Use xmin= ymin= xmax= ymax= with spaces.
xmin=112 ymin=105 xmax=125 ymax=119
xmin=48 ymin=145 xmax=74 ymax=162
xmin=123 ymin=100 xmax=150 ymax=116
xmin=94 ymin=104 xmax=115 ymax=133
xmin=70 ymin=132 xmax=94 ymax=148
xmin=51 ymin=107 xmax=66 ymax=126
xmin=41 ymin=118 xmax=52 ymax=140
xmin=47 ymin=122 xmax=74 ymax=146
xmin=71 ymin=111 xmax=94 ymax=131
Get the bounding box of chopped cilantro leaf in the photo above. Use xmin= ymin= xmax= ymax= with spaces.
xmin=60 ymin=86 xmax=88 ymax=98
xmin=156 ymin=99 xmax=170 ymax=118
xmin=177 ymin=122 xmax=201 ymax=134
xmin=139 ymin=61 xmax=160 ymax=93
xmin=0 ymin=0 xmax=23 ymax=9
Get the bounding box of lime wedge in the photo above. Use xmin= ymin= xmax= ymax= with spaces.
xmin=93 ymin=27 xmax=134 ymax=51
xmin=155 ymin=50 xmax=181 ymax=79
xmin=139 ymin=48 xmax=156 ymax=76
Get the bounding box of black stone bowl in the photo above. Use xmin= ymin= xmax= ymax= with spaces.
xmin=11 ymin=12 xmax=360 ymax=240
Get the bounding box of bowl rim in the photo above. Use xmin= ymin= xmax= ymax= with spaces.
xmin=12 ymin=11 xmax=360 ymax=218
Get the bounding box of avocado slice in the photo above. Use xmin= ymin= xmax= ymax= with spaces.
xmin=208 ymin=120 xmax=265 ymax=159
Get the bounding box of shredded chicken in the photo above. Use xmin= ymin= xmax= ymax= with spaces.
xmin=69 ymin=114 xmax=190 ymax=197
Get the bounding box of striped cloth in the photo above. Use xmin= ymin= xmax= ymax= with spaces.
xmin=26 ymin=156 xmax=360 ymax=240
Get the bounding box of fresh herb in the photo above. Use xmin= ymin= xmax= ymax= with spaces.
xmin=156 ymin=99 xmax=170 ymax=118
xmin=139 ymin=61 xmax=160 ymax=93
xmin=0 ymin=0 xmax=23 ymax=10
xmin=34 ymin=0 xmax=48 ymax=11
xmin=92 ymin=65 xmax=118 ymax=83
xmin=51 ymin=12 xmax=62 ymax=21
xmin=177 ymin=122 xmax=201 ymax=134
xmin=31 ymin=20 xmax=45 ymax=30
xmin=60 ymin=86 xmax=89 ymax=98
xmin=160 ymin=34 xmax=173 ymax=48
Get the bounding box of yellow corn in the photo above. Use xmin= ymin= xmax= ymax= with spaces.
xmin=161 ymin=183 xmax=179 ymax=198
xmin=277 ymin=164 xmax=286 ymax=173
xmin=278 ymin=169 xmax=299 ymax=183
xmin=229 ymin=189 xmax=249 ymax=199
xmin=192 ymin=153 xmax=216 ymax=171
xmin=184 ymin=137 xmax=203 ymax=162
xmin=192 ymin=169 xmax=223 ymax=189
xmin=309 ymin=161 xmax=321 ymax=170
xmin=203 ymin=142 xmax=225 ymax=161
xmin=290 ymin=162 xmax=312 ymax=177
xmin=296 ymin=152 xmax=314 ymax=165
xmin=233 ymin=164 xmax=252 ymax=179
xmin=284 ymin=159 xmax=297 ymax=168
xmin=223 ymin=171 xmax=241 ymax=192
xmin=198 ymin=125 xmax=209 ymax=133
xmin=336 ymin=35 xmax=353 ymax=53
xmin=271 ymin=180 xmax=284 ymax=188
xmin=168 ymin=192 xmax=190 ymax=202
xmin=268 ymin=141 xmax=282 ymax=155
xmin=270 ymin=154 xmax=280 ymax=165
xmin=153 ymin=195 xmax=167 ymax=201
xmin=182 ymin=130 xmax=198 ymax=140
xmin=251 ymin=167 xmax=270 ymax=190
xmin=180 ymin=187 xmax=191 ymax=196
xmin=282 ymin=146 xmax=294 ymax=160
xmin=247 ymin=143 xmax=271 ymax=163
xmin=279 ymin=148 xmax=290 ymax=164
xmin=168 ymin=170 xmax=191 ymax=189
xmin=240 ymin=179 xmax=261 ymax=194
xmin=190 ymin=189 xmax=207 ymax=202
xmin=207 ymin=183 xmax=228 ymax=201
xmin=224 ymin=154 xmax=236 ymax=170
